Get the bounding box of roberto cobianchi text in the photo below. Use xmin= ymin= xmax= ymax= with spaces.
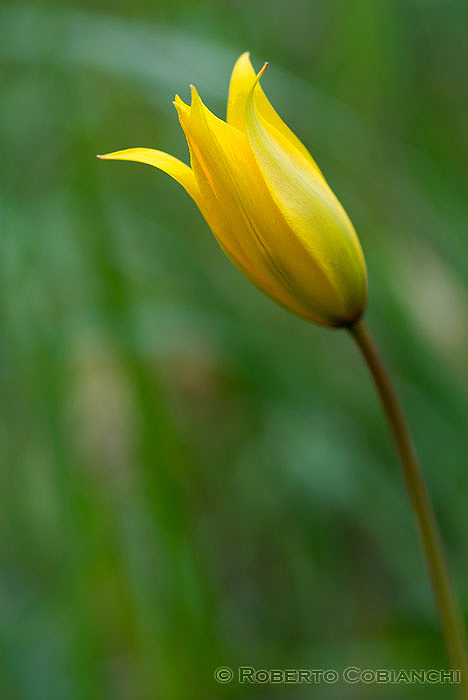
xmin=214 ymin=666 xmax=461 ymax=685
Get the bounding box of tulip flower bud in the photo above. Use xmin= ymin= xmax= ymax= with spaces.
xmin=98 ymin=52 xmax=367 ymax=327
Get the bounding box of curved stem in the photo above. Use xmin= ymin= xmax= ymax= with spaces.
xmin=349 ymin=318 xmax=468 ymax=697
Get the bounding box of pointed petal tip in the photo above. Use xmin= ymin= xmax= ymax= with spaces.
xmin=174 ymin=93 xmax=190 ymax=109
xmin=189 ymin=84 xmax=201 ymax=105
xmin=258 ymin=61 xmax=269 ymax=78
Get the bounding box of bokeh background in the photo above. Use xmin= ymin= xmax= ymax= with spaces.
xmin=2 ymin=1 xmax=468 ymax=698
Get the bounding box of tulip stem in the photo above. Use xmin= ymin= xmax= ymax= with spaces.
xmin=349 ymin=319 xmax=468 ymax=697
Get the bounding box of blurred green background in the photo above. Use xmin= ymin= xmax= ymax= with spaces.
xmin=2 ymin=1 xmax=468 ymax=698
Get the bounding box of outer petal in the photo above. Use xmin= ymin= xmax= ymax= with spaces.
xmin=175 ymin=100 xmax=255 ymax=273
xmin=242 ymin=67 xmax=367 ymax=322
xmin=179 ymin=86 xmax=344 ymax=324
xmin=227 ymin=52 xmax=323 ymax=178
xmin=97 ymin=148 xmax=200 ymax=203
xmin=174 ymin=95 xmax=321 ymax=320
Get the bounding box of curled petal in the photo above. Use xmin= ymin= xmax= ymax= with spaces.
xmin=97 ymin=148 xmax=200 ymax=203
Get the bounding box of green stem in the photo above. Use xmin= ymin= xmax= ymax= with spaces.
xmin=349 ymin=318 xmax=468 ymax=697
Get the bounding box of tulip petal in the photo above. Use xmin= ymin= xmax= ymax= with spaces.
xmin=227 ymin=52 xmax=323 ymax=178
xmin=176 ymin=86 xmax=345 ymax=324
xmin=185 ymin=87 xmax=281 ymax=271
xmin=243 ymin=68 xmax=367 ymax=321
xmin=97 ymin=148 xmax=199 ymax=202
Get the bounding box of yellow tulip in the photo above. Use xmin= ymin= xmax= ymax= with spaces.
xmin=98 ymin=52 xmax=367 ymax=327
xmin=98 ymin=58 xmax=468 ymax=678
